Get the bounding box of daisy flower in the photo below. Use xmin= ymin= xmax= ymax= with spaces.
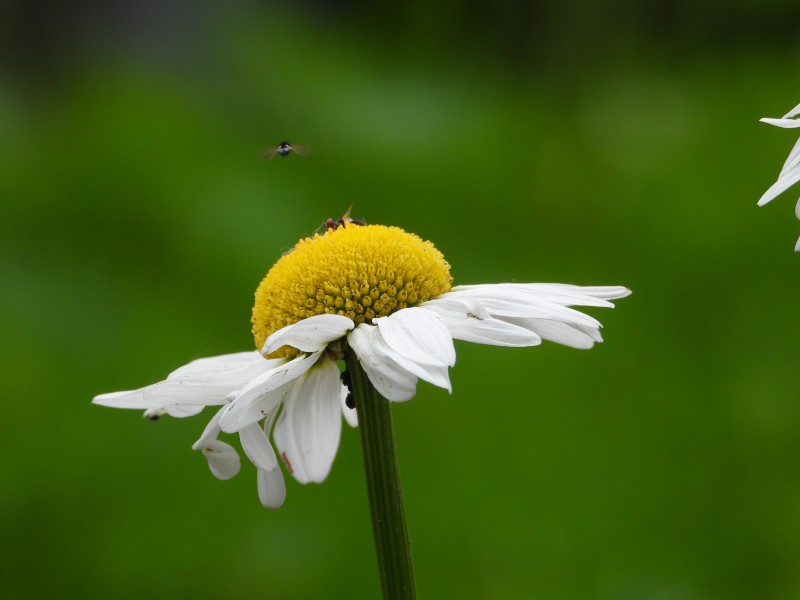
xmin=94 ymin=222 xmax=630 ymax=508
xmin=759 ymin=101 xmax=800 ymax=250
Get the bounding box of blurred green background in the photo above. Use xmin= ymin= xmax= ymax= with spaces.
xmin=3 ymin=1 xmax=800 ymax=598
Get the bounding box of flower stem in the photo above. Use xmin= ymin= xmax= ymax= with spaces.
xmin=345 ymin=352 xmax=417 ymax=600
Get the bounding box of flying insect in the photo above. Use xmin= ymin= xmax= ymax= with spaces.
xmin=262 ymin=141 xmax=310 ymax=160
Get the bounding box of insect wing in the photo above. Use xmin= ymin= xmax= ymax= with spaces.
xmin=261 ymin=146 xmax=281 ymax=160
xmin=289 ymin=143 xmax=311 ymax=156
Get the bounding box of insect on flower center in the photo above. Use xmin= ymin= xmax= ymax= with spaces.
xmin=252 ymin=224 xmax=453 ymax=358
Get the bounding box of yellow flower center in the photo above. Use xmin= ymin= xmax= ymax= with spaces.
xmin=253 ymin=224 xmax=453 ymax=358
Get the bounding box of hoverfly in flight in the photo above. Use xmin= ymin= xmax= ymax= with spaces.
xmin=261 ymin=141 xmax=311 ymax=160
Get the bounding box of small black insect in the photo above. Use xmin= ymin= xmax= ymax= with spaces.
xmin=143 ymin=407 xmax=165 ymax=421
xmin=340 ymin=369 xmax=356 ymax=409
xmin=325 ymin=205 xmax=367 ymax=231
xmin=262 ymin=141 xmax=310 ymax=160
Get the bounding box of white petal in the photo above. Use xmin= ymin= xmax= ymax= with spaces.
xmin=530 ymin=284 xmax=631 ymax=303
xmin=240 ymin=422 xmax=279 ymax=471
xmin=192 ymin=406 xmax=226 ymax=447
xmin=167 ymin=351 xmax=275 ymax=384
xmin=374 ymin=307 xmax=455 ymax=367
xmin=504 ymin=317 xmax=602 ymax=349
xmin=457 ymin=295 xmax=600 ymax=328
xmin=340 ymin=383 xmax=358 ymax=427
xmin=198 ymin=440 xmax=241 ymax=480
xmin=93 ymin=389 xmax=159 ymax=410
xmin=760 ymin=117 xmax=800 ymax=128
xmin=273 ymin=359 xmax=343 ymax=484
xmin=239 ymin=353 xmax=319 ymax=397
xmin=438 ymin=286 xmax=632 ymax=349
xmin=191 ymin=407 xmax=241 ymax=480
xmin=93 ymin=351 xmax=275 ymax=418
xmin=422 ymin=298 xmax=541 ymax=347
xmin=370 ymin=325 xmax=452 ymax=393
xmin=219 ymin=352 xmax=321 ymax=433
xmin=448 ymin=283 xmax=630 ymax=308
xmin=263 ymin=314 xmax=354 ymax=354
xmin=93 ymin=387 xmax=208 ymax=418
xmin=161 ymin=404 xmax=207 ymax=418
xmin=433 ymin=283 xmax=627 ymax=350
xmin=758 ymin=166 xmax=800 ymax=206
xmin=142 ymin=381 xmax=244 ymax=408
xmin=219 ymin=385 xmax=291 ymax=434
xmin=258 ymin=466 xmax=286 ymax=509
xmin=254 ymin=409 xmax=285 ymax=508
xmin=347 ymin=325 xmax=419 ymax=402
xmin=784 ymin=102 xmax=800 ymax=119
xmin=780 ymin=137 xmax=800 ymax=176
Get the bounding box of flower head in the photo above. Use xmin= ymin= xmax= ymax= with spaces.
xmin=252 ymin=224 xmax=452 ymax=358
xmin=759 ymin=101 xmax=800 ymax=250
xmin=94 ymin=221 xmax=630 ymax=508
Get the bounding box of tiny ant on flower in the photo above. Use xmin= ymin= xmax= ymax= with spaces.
xmin=262 ymin=141 xmax=310 ymax=160
xmin=340 ymin=369 xmax=356 ymax=409
xmin=143 ymin=407 xmax=165 ymax=421
xmin=325 ymin=205 xmax=366 ymax=231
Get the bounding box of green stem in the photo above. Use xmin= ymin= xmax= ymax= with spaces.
xmin=345 ymin=351 xmax=417 ymax=600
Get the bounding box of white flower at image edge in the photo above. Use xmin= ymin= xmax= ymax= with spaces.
xmin=94 ymin=283 xmax=629 ymax=509
xmin=759 ymin=101 xmax=800 ymax=250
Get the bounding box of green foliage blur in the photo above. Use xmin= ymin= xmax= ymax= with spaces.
xmin=3 ymin=2 xmax=800 ymax=598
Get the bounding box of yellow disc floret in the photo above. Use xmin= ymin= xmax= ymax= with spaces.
xmin=253 ymin=224 xmax=452 ymax=358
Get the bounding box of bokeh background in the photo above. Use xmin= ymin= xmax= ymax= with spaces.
xmin=3 ymin=1 xmax=800 ymax=598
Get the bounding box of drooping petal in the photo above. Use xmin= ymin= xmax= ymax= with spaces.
xmin=256 ymin=410 xmax=286 ymax=508
xmin=240 ymin=422 xmax=279 ymax=471
xmin=760 ymin=117 xmax=800 ymax=128
xmin=191 ymin=407 xmax=241 ymax=480
xmin=92 ymin=389 xmax=161 ymax=410
xmin=142 ymin=381 xmax=249 ymax=410
xmin=193 ymin=405 xmax=226 ymax=447
xmin=758 ymin=108 xmax=800 ymax=211
xmin=93 ymin=351 xmax=277 ymax=418
xmin=370 ymin=324 xmax=452 ymax=393
xmin=780 ymin=137 xmax=800 ymax=177
xmin=758 ymin=166 xmax=800 ymax=207
xmin=93 ymin=387 xmax=208 ymax=418
xmin=262 ymin=314 xmax=354 ymax=354
xmin=422 ymin=298 xmax=541 ymax=347
xmin=197 ymin=440 xmax=241 ymax=480
xmin=374 ymin=307 xmax=455 ymax=367
xmin=219 ymin=351 xmax=322 ymax=433
xmin=784 ymin=102 xmax=800 ymax=119
xmin=258 ymin=464 xmax=287 ymax=509
xmin=273 ymin=359 xmax=343 ymax=484
xmin=167 ymin=352 xmax=277 ymax=384
xmin=236 ymin=352 xmax=319 ymax=399
xmin=347 ymin=324 xmax=419 ymax=402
